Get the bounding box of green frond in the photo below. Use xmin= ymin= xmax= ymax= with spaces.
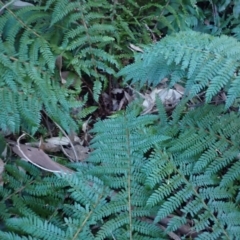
xmin=87 ymin=104 xmax=169 ymax=239
xmin=50 ymin=0 xmax=73 ymax=26
xmin=6 ymin=217 xmax=66 ymax=240
xmin=119 ymin=31 xmax=240 ymax=109
xmin=0 ymin=6 xmax=79 ymax=133
xmin=2 ymin=1 xmax=240 ymax=239
xmin=93 ymin=79 xmax=102 ymax=102
xmin=0 ymin=0 xmax=121 ymax=133
xmin=0 ymin=231 xmax=36 ymax=240
xmin=142 ymin=103 xmax=240 ymax=239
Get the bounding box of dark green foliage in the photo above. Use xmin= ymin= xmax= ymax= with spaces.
xmin=0 ymin=4 xmax=80 ymax=133
xmin=0 ymin=159 xmax=108 ymax=239
xmin=2 ymin=0 xmax=240 ymax=239
xmin=1 ymin=0 xmax=239 ymax=133
xmin=2 ymin=101 xmax=240 ymax=239
xmin=0 ymin=0 xmax=119 ymax=133
xmin=138 ymin=0 xmax=201 ymax=34
xmin=0 ymin=160 xmax=67 ymax=233
xmin=0 ymin=0 xmax=206 ymax=133
xmin=196 ymin=0 xmax=240 ymax=38
xmin=0 ymin=108 xmax=170 ymax=239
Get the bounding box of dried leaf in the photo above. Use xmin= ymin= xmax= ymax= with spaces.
xmin=61 ymin=71 xmax=69 ymax=82
xmin=55 ymin=55 xmax=62 ymax=70
xmin=157 ymin=88 xmax=182 ymax=103
xmin=112 ymin=99 xmax=118 ymax=111
xmin=161 ymin=78 xmax=169 ymax=84
xmin=0 ymin=134 xmax=6 ymax=156
xmin=12 ymin=144 xmax=73 ymax=173
xmin=118 ymin=97 xmax=125 ymax=111
xmin=68 ymin=131 xmax=80 ymax=144
xmin=82 ymin=117 xmax=91 ymax=133
xmin=142 ymin=89 xmax=160 ymax=108
xmin=124 ymin=91 xmax=132 ymax=103
xmin=55 ymin=55 xmax=67 ymax=84
xmin=38 ymin=136 xmax=45 ymax=150
xmin=142 ymin=88 xmax=183 ymax=112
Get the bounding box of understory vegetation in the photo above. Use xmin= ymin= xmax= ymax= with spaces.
xmin=0 ymin=0 xmax=240 ymax=239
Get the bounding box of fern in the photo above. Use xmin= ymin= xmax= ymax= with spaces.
xmin=87 ymin=105 xmax=170 ymax=239
xmin=116 ymin=30 xmax=240 ymax=238
xmin=119 ymin=31 xmax=240 ymax=109
xmin=0 ymin=105 xmax=170 ymax=239
xmin=47 ymin=0 xmax=119 ymax=104
xmin=0 ymin=0 xmax=205 ymax=133
xmin=140 ymin=0 xmax=200 ymax=33
xmin=2 ymin=2 xmax=240 ymax=239
xmin=0 ymin=3 xmax=80 ymax=133
xmin=2 ymin=104 xmax=240 ymax=239
xmin=0 ymin=160 xmax=67 ymax=232
xmin=0 ymin=0 xmax=122 ymax=133
xmin=143 ymin=104 xmax=240 ymax=239
xmin=0 ymin=159 xmax=107 ymax=239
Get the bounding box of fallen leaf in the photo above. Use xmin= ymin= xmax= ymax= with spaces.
xmin=157 ymin=88 xmax=182 ymax=103
xmin=142 ymin=88 xmax=183 ymax=113
xmin=112 ymin=88 xmax=123 ymax=94
xmin=61 ymin=71 xmax=68 ymax=84
xmin=12 ymin=144 xmax=73 ymax=173
xmin=55 ymin=55 xmax=67 ymax=84
xmin=82 ymin=120 xmax=88 ymax=133
xmin=124 ymin=91 xmax=133 ymax=103
xmin=161 ymin=78 xmax=169 ymax=84
xmin=55 ymin=55 xmax=62 ymax=70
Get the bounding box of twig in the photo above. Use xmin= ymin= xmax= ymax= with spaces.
xmin=60 ymin=145 xmax=75 ymax=162
xmin=53 ymin=121 xmax=78 ymax=162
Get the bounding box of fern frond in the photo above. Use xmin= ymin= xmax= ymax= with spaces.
xmin=0 ymin=4 xmax=82 ymax=133
xmin=145 ymin=104 xmax=240 ymax=239
xmin=0 ymin=160 xmax=110 ymax=239
xmin=6 ymin=216 xmax=66 ymax=240
xmin=0 ymin=231 xmax=34 ymax=240
xmin=88 ymin=105 xmax=169 ymax=239
xmin=0 ymin=0 xmax=122 ymax=133
xmin=119 ymin=31 xmax=240 ymax=109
